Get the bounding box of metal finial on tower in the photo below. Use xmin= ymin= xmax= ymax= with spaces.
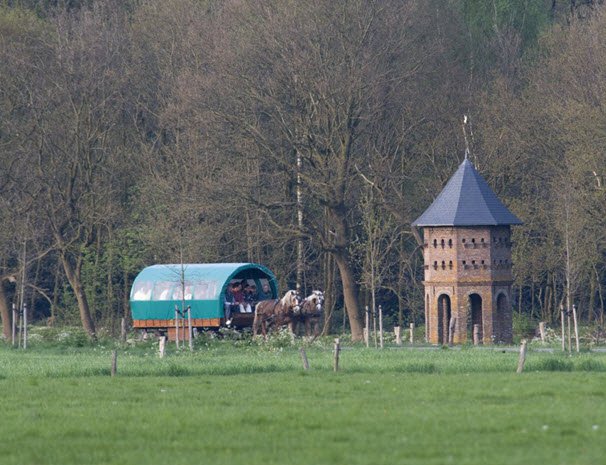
xmin=462 ymin=114 xmax=470 ymax=160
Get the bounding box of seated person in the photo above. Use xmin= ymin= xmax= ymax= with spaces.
xmin=224 ymin=282 xmax=251 ymax=324
xmin=243 ymin=283 xmax=258 ymax=311
xmin=257 ymin=282 xmax=272 ymax=300
xmin=232 ymin=281 xmax=244 ymax=303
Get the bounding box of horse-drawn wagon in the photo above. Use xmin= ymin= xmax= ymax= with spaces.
xmin=130 ymin=263 xmax=278 ymax=339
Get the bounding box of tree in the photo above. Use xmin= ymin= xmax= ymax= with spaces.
xmin=186 ymin=0 xmax=455 ymax=340
xmin=0 ymin=4 xmax=135 ymax=338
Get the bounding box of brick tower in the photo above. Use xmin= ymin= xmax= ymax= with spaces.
xmin=412 ymin=158 xmax=522 ymax=345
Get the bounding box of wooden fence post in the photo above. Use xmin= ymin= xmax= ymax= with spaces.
xmin=379 ymin=305 xmax=384 ymax=349
xmin=175 ymin=306 xmax=180 ymax=350
xmin=394 ymin=326 xmax=402 ymax=346
xmin=364 ymin=306 xmax=370 ymax=348
xmin=409 ymin=323 xmax=414 ymax=345
xmin=111 ymin=350 xmax=118 ymax=377
xmin=188 ymin=306 xmax=193 ymax=352
xmin=372 ymin=306 xmax=377 ymax=348
xmin=18 ymin=307 xmax=23 ymax=348
xmin=23 ymin=303 xmax=27 ymax=350
xmin=473 ymin=324 xmax=480 ymax=346
xmin=516 ymin=340 xmax=527 ymax=374
xmin=448 ymin=317 xmax=456 ymax=345
xmin=572 ymin=304 xmax=579 ymax=353
xmin=539 ymin=322 xmax=546 ymax=342
xmin=159 ymin=336 xmax=166 ymax=358
xmin=300 ymin=347 xmax=309 ymax=370
xmin=11 ymin=303 xmax=16 ymax=347
xmin=567 ymin=309 xmax=572 ymax=354
xmin=561 ymin=307 xmax=565 ymax=352
xmin=333 ymin=338 xmax=340 ymax=372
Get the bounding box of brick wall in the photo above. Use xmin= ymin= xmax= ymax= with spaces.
xmin=422 ymin=226 xmax=513 ymax=344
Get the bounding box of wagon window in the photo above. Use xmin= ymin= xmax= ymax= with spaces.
xmin=173 ymin=283 xmax=193 ymax=300
xmin=153 ymin=282 xmax=173 ymax=300
xmin=194 ymin=282 xmax=209 ymax=299
xmin=131 ymin=281 xmax=153 ymax=301
xmin=192 ymin=281 xmax=219 ymax=299
xmin=207 ymin=281 xmax=218 ymax=299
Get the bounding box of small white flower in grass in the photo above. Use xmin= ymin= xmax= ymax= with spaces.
xmin=160 ymin=389 xmax=167 ymax=393
xmin=542 ymin=425 xmax=549 ymax=431
xmin=592 ymin=425 xmax=599 ymax=431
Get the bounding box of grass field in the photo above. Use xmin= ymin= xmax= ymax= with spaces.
xmin=1 ymin=338 xmax=605 ymax=465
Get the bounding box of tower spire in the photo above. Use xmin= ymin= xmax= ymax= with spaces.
xmin=462 ymin=114 xmax=470 ymax=161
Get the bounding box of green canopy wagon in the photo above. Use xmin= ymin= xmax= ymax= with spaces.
xmin=130 ymin=263 xmax=278 ymax=339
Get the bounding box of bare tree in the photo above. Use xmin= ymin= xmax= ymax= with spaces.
xmin=188 ymin=0 xmax=443 ymax=340
xmin=0 ymin=5 xmax=134 ymax=338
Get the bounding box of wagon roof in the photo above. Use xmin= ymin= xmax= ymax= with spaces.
xmin=134 ymin=262 xmax=276 ymax=285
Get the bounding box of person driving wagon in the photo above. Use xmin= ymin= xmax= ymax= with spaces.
xmin=224 ymin=281 xmax=253 ymax=326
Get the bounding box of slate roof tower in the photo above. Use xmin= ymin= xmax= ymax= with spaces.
xmin=412 ymin=159 xmax=522 ymax=344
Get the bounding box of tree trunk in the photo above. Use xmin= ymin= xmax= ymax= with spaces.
xmin=322 ymin=250 xmax=335 ymax=336
xmin=588 ymin=270 xmax=596 ymax=323
xmin=552 ymin=273 xmax=560 ymax=322
xmin=60 ymin=254 xmax=96 ymax=340
xmin=531 ymin=280 xmax=535 ymax=318
xmin=596 ymin=266 xmax=605 ymax=326
xmin=333 ymin=252 xmax=363 ymax=341
xmin=123 ymin=265 xmax=131 ymax=320
xmin=543 ymin=285 xmax=551 ymax=323
xmin=0 ymin=281 xmax=11 ymax=341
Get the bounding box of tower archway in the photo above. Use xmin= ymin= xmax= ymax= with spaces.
xmin=468 ymin=293 xmax=483 ymax=343
xmin=437 ymin=294 xmax=451 ymax=344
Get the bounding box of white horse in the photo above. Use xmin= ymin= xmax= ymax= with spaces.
xmin=298 ymin=290 xmax=324 ymax=338
xmin=252 ymin=290 xmax=301 ymax=337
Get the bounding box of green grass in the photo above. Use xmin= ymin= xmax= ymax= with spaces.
xmin=0 ymin=343 xmax=605 ymax=465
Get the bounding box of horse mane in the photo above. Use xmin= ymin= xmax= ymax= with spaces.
xmin=281 ymin=290 xmax=295 ymax=307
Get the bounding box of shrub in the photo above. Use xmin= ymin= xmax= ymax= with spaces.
xmin=576 ymin=358 xmax=606 ymax=372
xmin=535 ymin=357 xmax=573 ymax=372
xmin=512 ymin=313 xmax=536 ymax=343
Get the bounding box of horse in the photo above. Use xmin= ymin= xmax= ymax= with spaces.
xmin=252 ymin=290 xmax=301 ymax=338
xmin=298 ymin=290 xmax=324 ymax=339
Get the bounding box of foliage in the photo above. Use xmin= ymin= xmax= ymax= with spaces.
xmin=1 ymin=0 xmax=606 ymax=339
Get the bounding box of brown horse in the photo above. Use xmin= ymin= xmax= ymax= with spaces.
xmin=253 ymin=290 xmax=301 ymax=338
xmin=297 ymin=290 xmax=324 ymax=338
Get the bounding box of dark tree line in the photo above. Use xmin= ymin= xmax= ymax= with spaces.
xmin=0 ymin=0 xmax=605 ymax=341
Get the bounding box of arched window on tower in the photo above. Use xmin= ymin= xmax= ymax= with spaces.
xmin=448 ymin=239 xmax=453 ymax=248
xmin=441 ymin=239 xmax=445 ymax=248
xmin=433 ymin=239 xmax=438 ymax=248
